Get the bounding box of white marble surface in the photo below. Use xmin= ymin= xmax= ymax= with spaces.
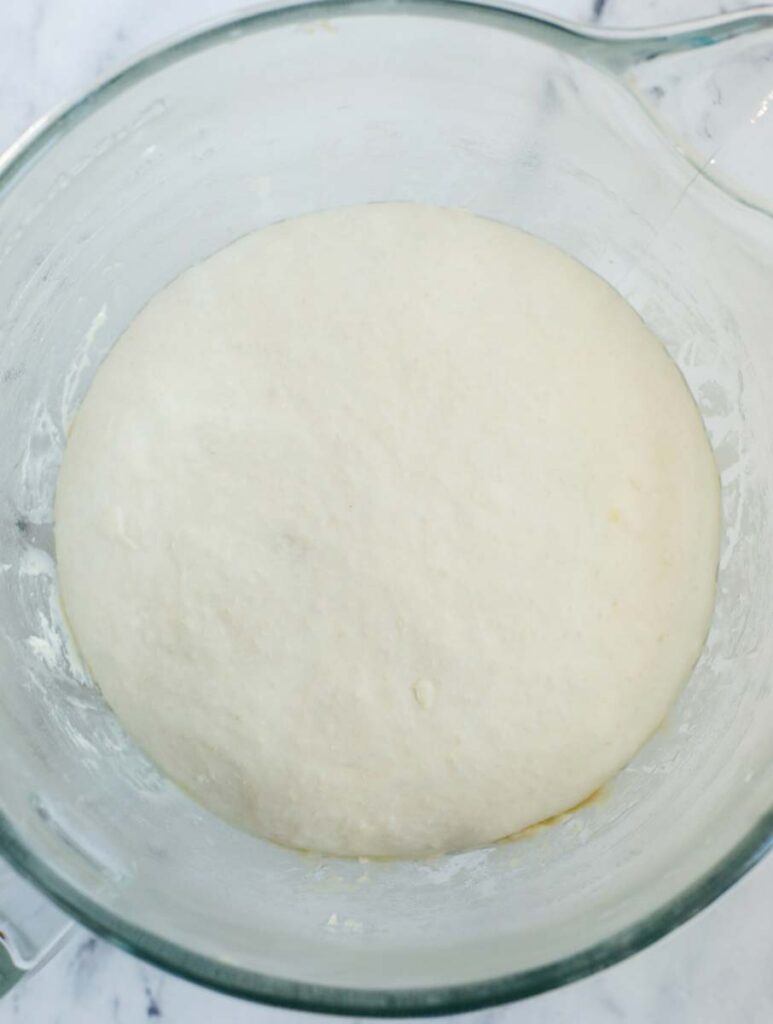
xmin=1 ymin=0 xmax=772 ymax=1021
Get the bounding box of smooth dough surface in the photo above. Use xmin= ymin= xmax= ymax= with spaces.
xmin=56 ymin=204 xmax=720 ymax=857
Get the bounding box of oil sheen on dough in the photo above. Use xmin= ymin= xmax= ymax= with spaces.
xmin=55 ymin=204 xmax=721 ymax=857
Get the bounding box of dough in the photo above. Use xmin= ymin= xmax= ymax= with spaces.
xmin=55 ymin=204 xmax=720 ymax=857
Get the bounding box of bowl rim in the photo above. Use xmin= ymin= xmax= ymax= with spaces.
xmin=1 ymin=811 xmax=771 ymax=1015
xmin=1 ymin=0 xmax=771 ymax=1014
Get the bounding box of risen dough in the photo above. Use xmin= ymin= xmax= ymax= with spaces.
xmin=55 ymin=204 xmax=720 ymax=857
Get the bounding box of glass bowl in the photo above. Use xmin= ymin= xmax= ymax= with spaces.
xmin=0 ymin=1 xmax=771 ymax=1013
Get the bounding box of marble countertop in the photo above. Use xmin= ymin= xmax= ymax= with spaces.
xmin=1 ymin=1 xmax=772 ymax=1021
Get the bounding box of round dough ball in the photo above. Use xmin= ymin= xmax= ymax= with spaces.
xmin=56 ymin=204 xmax=720 ymax=857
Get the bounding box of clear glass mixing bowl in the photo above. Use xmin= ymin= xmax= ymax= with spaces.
xmin=1 ymin=1 xmax=772 ymax=1013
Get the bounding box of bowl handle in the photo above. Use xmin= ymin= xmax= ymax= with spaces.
xmin=586 ymin=10 xmax=773 ymax=213
xmin=0 ymin=856 xmax=73 ymax=996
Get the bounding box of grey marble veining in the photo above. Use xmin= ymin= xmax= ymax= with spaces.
xmin=0 ymin=1 xmax=772 ymax=1022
